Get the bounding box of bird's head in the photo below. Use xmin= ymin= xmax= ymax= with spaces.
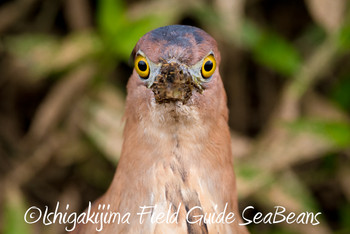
xmin=126 ymin=25 xmax=227 ymax=125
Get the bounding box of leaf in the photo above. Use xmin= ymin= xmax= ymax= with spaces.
xmin=236 ymin=163 xmax=261 ymax=180
xmin=338 ymin=23 xmax=350 ymax=51
xmin=97 ymin=0 xmax=164 ymax=61
xmin=331 ymin=73 xmax=350 ymax=111
xmin=6 ymin=32 xmax=102 ymax=78
xmin=111 ymin=15 xmax=164 ymax=60
xmin=255 ymin=33 xmax=301 ymax=76
xmin=277 ymin=171 xmax=319 ymax=212
xmin=236 ymin=162 xmax=275 ymax=197
xmin=3 ymin=187 xmax=32 ymax=234
xmin=97 ymin=0 xmax=125 ymax=37
xmin=288 ymin=118 xmax=350 ymax=148
xmin=240 ymin=21 xmax=263 ymax=48
xmin=241 ymin=21 xmax=301 ymax=76
xmin=340 ymin=202 xmax=350 ymax=230
xmin=5 ymin=34 xmax=59 ymax=79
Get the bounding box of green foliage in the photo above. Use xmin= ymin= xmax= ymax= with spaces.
xmin=241 ymin=21 xmax=302 ymax=76
xmin=6 ymin=34 xmax=59 ymax=78
xmin=338 ymin=23 xmax=350 ymax=51
xmin=331 ymin=74 xmax=350 ymax=111
xmin=266 ymin=228 xmax=298 ymax=234
xmin=236 ymin=163 xmax=261 ymax=180
xmin=288 ymin=118 xmax=350 ymax=148
xmin=97 ymin=0 xmax=126 ymax=36
xmin=3 ymin=188 xmax=31 ymax=234
xmin=6 ymin=32 xmax=102 ymax=78
xmin=192 ymin=5 xmax=221 ymax=27
xmin=339 ymin=203 xmax=350 ymax=233
xmin=97 ymin=0 xmax=164 ymax=61
xmin=321 ymin=154 xmax=338 ymax=175
xmin=279 ymin=172 xmax=319 ymax=212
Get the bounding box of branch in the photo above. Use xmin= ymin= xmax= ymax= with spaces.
xmin=0 ymin=0 xmax=38 ymax=33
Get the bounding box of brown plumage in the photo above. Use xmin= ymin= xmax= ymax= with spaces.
xmin=75 ymin=25 xmax=249 ymax=234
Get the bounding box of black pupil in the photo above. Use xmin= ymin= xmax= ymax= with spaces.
xmin=138 ymin=60 xmax=147 ymax=71
xmin=204 ymin=61 xmax=213 ymax=72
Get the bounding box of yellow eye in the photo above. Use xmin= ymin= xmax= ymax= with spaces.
xmin=201 ymin=55 xmax=216 ymax=79
xmin=135 ymin=55 xmax=150 ymax=79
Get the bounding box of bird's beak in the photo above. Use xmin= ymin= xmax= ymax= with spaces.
xmin=150 ymin=61 xmax=202 ymax=104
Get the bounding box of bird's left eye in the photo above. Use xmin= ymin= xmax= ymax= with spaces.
xmin=201 ymin=55 xmax=216 ymax=79
xmin=135 ymin=55 xmax=150 ymax=79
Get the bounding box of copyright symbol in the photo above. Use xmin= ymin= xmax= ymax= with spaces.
xmin=24 ymin=206 xmax=42 ymax=224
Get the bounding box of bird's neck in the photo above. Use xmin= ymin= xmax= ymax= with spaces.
xmin=116 ymin=101 xmax=234 ymax=198
xmin=123 ymin=101 xmax=232 ymax=166
xmin=107 ymin=101 xmax=238 ymax=232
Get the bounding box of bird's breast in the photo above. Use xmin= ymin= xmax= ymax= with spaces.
xmin=133 ymin=105 xmax=234 ymax=233
xmin=109 ymin=98 xmax=237 ymax=233
xmin=145 ymin=138 xmax=226 ymax=233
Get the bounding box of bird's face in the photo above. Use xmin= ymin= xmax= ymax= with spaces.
xmin=127 ymin=25 xmax=226 ymax=125
xmin=134 ymin=49 xmax=216 ymax=104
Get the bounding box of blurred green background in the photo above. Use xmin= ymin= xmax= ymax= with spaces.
xmin=0 ymin=0 xmax=350 ymax=233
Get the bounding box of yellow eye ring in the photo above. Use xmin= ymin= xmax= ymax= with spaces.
xmin=135 ymin=55 xmax=150 ymax=79
xmin=201 ymin=55 xmax=216 ymax=79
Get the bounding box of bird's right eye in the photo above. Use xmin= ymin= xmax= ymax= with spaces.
xmin=135 ymin=55 xmax=150 ymax=79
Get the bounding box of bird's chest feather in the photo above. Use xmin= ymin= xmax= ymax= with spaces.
xmin=127 ymin=102 xmax=233 ymax=233
xmin=144 ymin=133 xmax=219 ymax=233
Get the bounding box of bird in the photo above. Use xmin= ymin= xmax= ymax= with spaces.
xmin=75 ymin=25 xmax=249 ymax=234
